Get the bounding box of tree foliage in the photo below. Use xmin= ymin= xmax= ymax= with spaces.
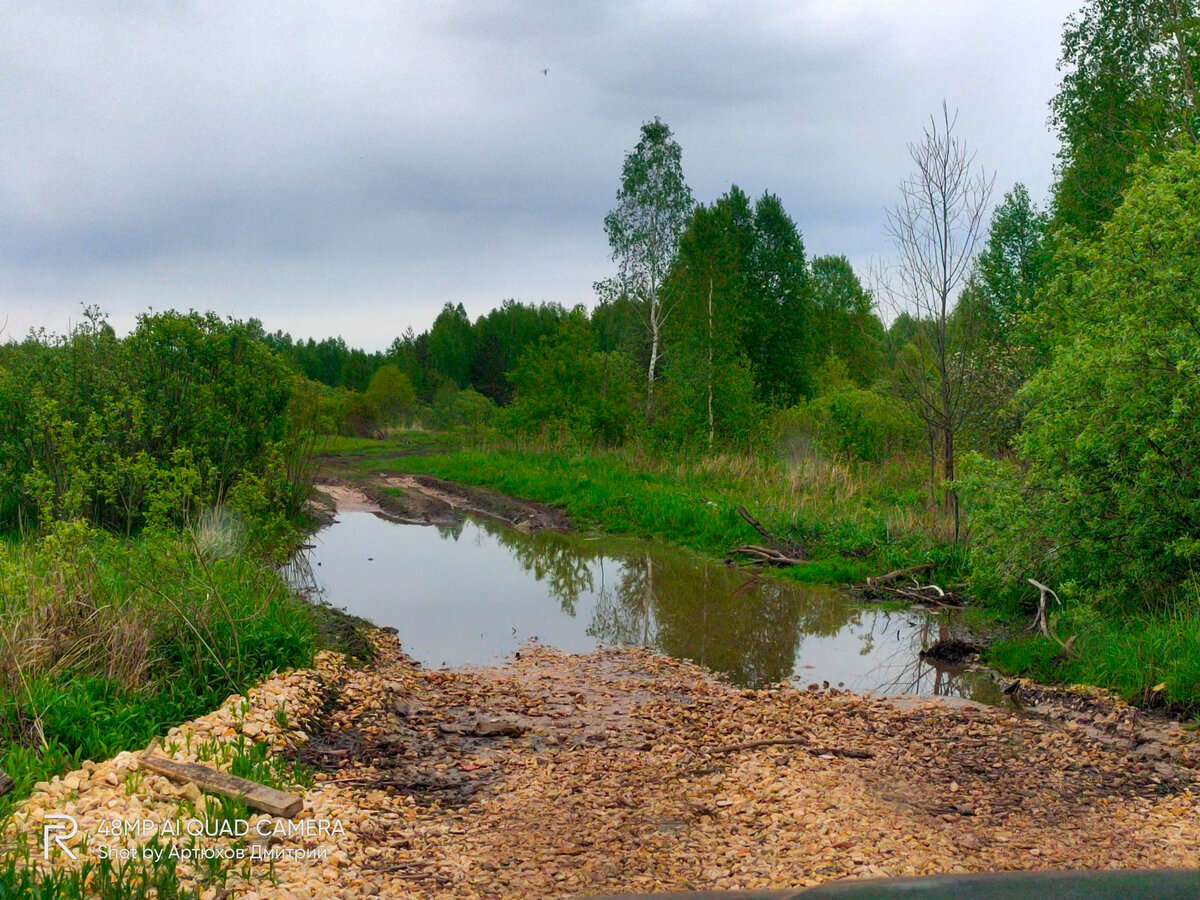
xmin=0 ymin=311 xmax=300 ymax=535
xmin=967 ymin=149 xmax=1200 ymax=608
xmin=602 ymin=118 xmax=695 ymax=403
xmin=1051 ymin=0 xmax=1200 ymax=234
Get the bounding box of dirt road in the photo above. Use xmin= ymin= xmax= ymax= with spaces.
xmin=10 ymin=633 xmax=1200 ymax=899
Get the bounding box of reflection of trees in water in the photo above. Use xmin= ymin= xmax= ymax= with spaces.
xmin=588 ymin=552 xmax=658 ymax=647
xmin=861 ymin=613 xmax=1003 ymax=703
xmin=281 ymin=549 xmax=323 ymax=601
xmin=434 ymin=522 xmax=466 ymax=541
xmin=587 ymin=551 xmax=860 ymax=688
xmin=478 ymin=520 xmax=596 ymax=615
xmin=431 ymin=517 xmax=998 ymax=701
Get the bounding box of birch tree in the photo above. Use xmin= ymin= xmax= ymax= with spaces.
xmin=601 ymin=118 xmax=694 ymax=412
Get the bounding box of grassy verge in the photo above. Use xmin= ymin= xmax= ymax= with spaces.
xmin=985 ymin=607 xmax=1200 ymax=712
xmin=0 ymin=519 xmax=320 ymax=811
xmin=347 ymin=441 xmax=961 ymax=584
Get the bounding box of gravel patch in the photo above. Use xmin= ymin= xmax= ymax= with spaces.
xmin=6 ymin=633 xmax=1200 ymax=898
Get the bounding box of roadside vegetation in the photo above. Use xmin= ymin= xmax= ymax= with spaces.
xmin=0 ymin=311 xmax=344 ymax=897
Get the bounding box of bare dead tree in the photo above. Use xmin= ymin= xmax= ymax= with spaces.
xmin=877 ymin=102 xmax=994 ymax=540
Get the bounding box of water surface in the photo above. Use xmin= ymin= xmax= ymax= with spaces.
xmin=288 ymin=511 xmax=999 ymax=702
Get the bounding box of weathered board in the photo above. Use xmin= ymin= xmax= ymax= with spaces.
xmin=139 ymin=755 xmax=303 ymax=818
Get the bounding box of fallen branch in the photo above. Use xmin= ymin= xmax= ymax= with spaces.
xmin=0 ymin=768 xmax=13 ymax=796
xmin=139 ymin=754 xmax=303 ymax=818
xmin=734 ymin=506 xmax=807 ymax=560
xmin=736 ymin=505 xmax=778 ymax=544
xmin=730 ymin=545 xmax=804 ymax=567
xmin=708 ymin=736 xmax=812 ymax=754
xmin=707 ymin=736 xmax=873 ymax=760
xmin=865 ymin=563 xmax=933 ymax=591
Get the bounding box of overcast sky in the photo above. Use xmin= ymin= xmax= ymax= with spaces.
xmin=2 ymin=1 xmax=1081 ymax=350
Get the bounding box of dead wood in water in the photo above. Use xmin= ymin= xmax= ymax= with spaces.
xmin=730 ymin=544 xmax=805 ymax=567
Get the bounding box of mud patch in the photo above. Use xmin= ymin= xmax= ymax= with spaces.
xmin=316 ymin=472 xmax=571 ymax=532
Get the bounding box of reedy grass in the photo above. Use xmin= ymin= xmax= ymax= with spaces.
xmin=0 ymin=519 xmax=318 ymax=810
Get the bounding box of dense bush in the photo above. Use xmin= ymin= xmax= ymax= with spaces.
xmin=503 ymin=316 xmax=642 ymax=446
xmin=0 ymin=310 xmax=302 ymax=536
xmin=964 ymin=149 xmax=1200 ymax=610
xmin=651 ymin=356 xmax=766 ymax=452
xmin=805 ymin=387 xmax=921 ymax=462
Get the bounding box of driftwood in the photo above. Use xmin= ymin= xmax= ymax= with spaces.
xmin=0 ymin=768 xmax=13 ymax=796
xmin=730 ymin=544 xmax=805 ymax=567
xmin=736 ymin=506 xmax=777 ymax=543
xmin=855 ymin=564 xmax=968 ymax=606
xmin=865 ymin=563 xmax=933 ymax=591
xmin=1027 ymin=578 xmax=1058 ymax=639
xmin=732 ymin=506 xmax=807 ymax=563
xmin=139 ymin=754 xmax=303 ymax=818
xmin=1027 ymin=578 xmax=1077 ymax=656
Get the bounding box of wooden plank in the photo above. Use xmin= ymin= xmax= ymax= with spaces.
xmin=139 ymin=754 xmax=303 ymax=818
xmin=0 ymin=768 xmax=14 ymax=796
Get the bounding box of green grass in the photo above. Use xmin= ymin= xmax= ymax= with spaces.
xmin=318 ymin=428 xmax=463 ymax=458
xmin=343 ymin=442 xmax=961 ymax=585
xmin=986 ymin=605 xmax=1200 ymax=711
xmin=0 ymin=842 xmax=209 ymax=900
xmin=0 ymin=520 xmax=319 ymax=811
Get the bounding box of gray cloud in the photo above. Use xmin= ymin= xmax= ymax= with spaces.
xmin=1 ymin=1 xmax=1080 ymax=348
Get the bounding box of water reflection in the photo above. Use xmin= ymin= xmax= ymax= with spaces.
xmin=286 ymin=511 xmax=998 ymax=702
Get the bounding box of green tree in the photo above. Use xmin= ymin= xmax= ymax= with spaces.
xmin=601 ymin=118 xmax=694 ymax=411
xmin=745 ymin=193 xmax=813 ymax=405
xmin=365 ymin=364 xmax=417 ymax=429
xmin=664 ymin=187 xmax=755 ymax=448
xmin=427 ymin=302 xmax=475 ymax=388
xmin=810 ymin=255 xmax=883 ymax=386
xmin=968 ymin=148 xmax=1200 ymax=608
xmin=1051 ymin=0 xmax=1200 ymax=235
xmin=955 ymin=184 xmax=1051 ymax=451
xmin=469 ymin=300 xmax=568 ymax=404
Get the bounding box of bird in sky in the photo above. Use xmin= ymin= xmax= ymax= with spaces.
xmin=542 ymin=68 xmax=549 ymax=76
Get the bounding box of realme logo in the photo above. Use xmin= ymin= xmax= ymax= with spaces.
xmin=43 ymin=813 xmax=78 ymax=860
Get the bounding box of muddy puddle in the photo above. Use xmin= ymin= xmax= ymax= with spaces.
xmin=286 ymin=508 xmax=1002 ymax=702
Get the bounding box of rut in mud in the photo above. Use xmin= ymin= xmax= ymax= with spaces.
xmin=314 ymin=474 xmax=570 ymax=532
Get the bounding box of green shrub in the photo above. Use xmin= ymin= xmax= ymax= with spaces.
xmin=0 ymin=310 xmax=303 ymax=534
xmin=803 ymin=387 xmax=920 ymax=462
xmin=970 ymin=148 xmax=1200 ymax=610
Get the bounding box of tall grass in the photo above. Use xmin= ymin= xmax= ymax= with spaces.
xmin=0 ymin=518 xmax=317 ymax=804
xmin=987 ymin=602 xmax=1200 ymax=710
